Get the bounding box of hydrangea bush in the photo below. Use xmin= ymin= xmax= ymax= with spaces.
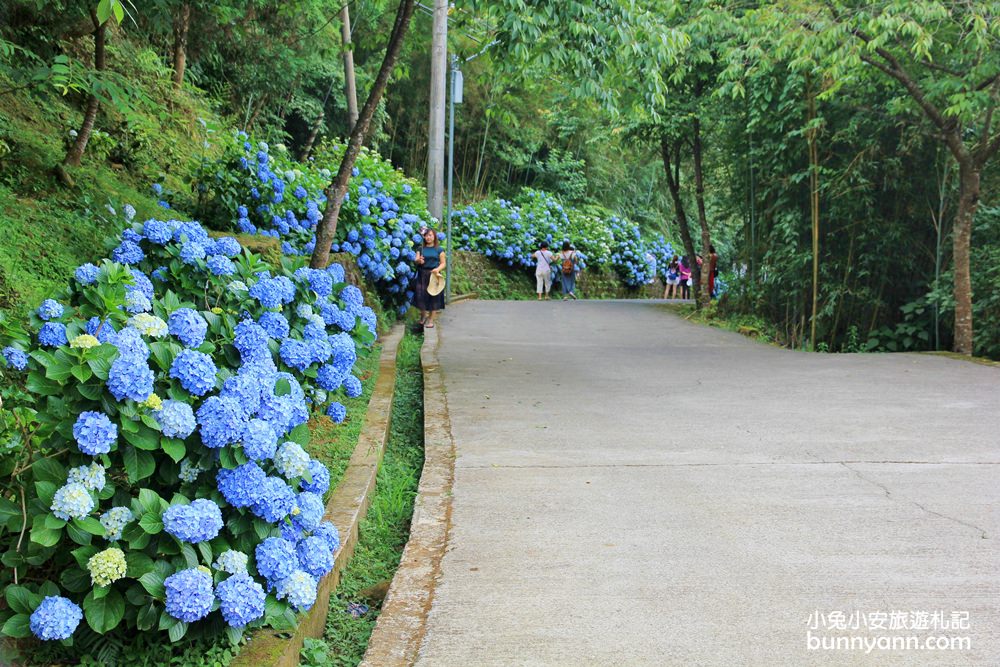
xmin=191 ymin=133 xmax=434 ymax=314
xmin=451 ymin=188 xmax=675 ymax=288
xmin=0 ymin=214 xmax=369 ymax=646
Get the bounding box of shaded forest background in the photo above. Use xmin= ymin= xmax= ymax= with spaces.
xmin=1 ymin=0 xmax=998 ymax=356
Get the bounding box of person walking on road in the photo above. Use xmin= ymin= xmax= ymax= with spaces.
xmin=707 ymin=245 xmax=718 ymax=299
xmin=412 ymin=227 xmax=446 ymax=328
xmin=663 ymin=255 xmax=681 ymax=299
xmin=558 ymin=241 xmax=579 ymax=300
xmin=533 ymin=241 xmax=556 ymax=300
xmin=679 ymin=256 xmax=692 ymax=300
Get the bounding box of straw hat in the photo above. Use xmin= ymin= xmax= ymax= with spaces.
xmin=427 ymin=271 xmax=445 ymax=296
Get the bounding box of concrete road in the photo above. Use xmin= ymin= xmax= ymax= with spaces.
xmin=416 ymin=300 xmax=1000 ymax=667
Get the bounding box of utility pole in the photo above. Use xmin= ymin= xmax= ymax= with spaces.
xmin=445 ymin=55 xmax=462 ymax=301
xmin=341 ymin=4 xmax=359 ymax=130
xmin=427 ymin=0 xmax=448 ymax=220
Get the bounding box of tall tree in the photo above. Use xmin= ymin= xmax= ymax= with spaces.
xmin=741 ymin=0 xmax=1000 ymax=354
xmin=171 ymin=0 xmax=191 ymax=90
xmin=63 ymin=8 xmax=106 ymax=167
xmin=310 ymin=0 xmax=417 ymax=269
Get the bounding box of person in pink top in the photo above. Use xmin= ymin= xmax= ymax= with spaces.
xmin=678 ymin=255 xmax=692 ymax=299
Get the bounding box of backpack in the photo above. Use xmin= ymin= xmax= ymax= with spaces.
xmin=561 ymin=252 xmax=575 ymax=275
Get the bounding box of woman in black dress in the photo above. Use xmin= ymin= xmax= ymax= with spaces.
xmin=412 ymin=227 xmax=446 ymax=327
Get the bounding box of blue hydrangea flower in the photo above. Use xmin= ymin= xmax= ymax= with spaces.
xmin=75 ymin=263 xmax=100 ymax=285
xmin=255 ymin=537 xmax=298 ymax=582
xmin=29 ymin=596 xmax=82 ymax=641
xmin=38 ymin=322 xmax=68 ymax=347
xmin=308 ymin=271 xmax=333 ymax=297
xmin=67 ymin=462 xmax=105 ymax=492
xmin=342 ymin=375 xmax=363 ymax=398
xmin=100 ymin=506 xmax=133 ymax=541
xmin=329 ymin=332 xmax=357 ymax=370
xmin=173 ymin=221 xmax=210 ymax=245
xmin=316 ymin=364 xmax=348 ymax=392
xmin=327 ymin=263 xmax=346 ymax=283
xmin=178 ymin=459 xmax=202 ymax=483
xmin=156 ymin=399 xmax=197 ymax=439
xmin=242 ymin=419 xmax=278 ymax=461
xmin=142 ymin=219 xmax=173 ymax=244
xmin=213 ymin=550 xmax=249 ymax=575
xmin=112 ymin=240 xmax=144 ymax=265
xmin=107 ymin=356 xmax=154 ymax=402
xmin=129 ymin=269 xmax=155 ymax=301
xmin=340 ymin=284 xmax=364 ymax=311
xmin=326 ymin=402 xmax=347 ymax=423
xmin=273 ymin=276 xmax=296 ymax=304
xmin=274 ymin=442 xmax=309 ymax=479
xmin=216 ymin=572 xmax=266 ymax=628
xmin=258 ymin=312 xmax=289 ymax=339
xmin=292 ymin=492 xmax=324 ymax=532
xmin=296 ymin=535 xmax=334 ymax=578
xmin=2 ymin=346 xmax=29 ymax=371
xmin=251 ymin=476 xmax=296 ymax=522
xmin=279 ymin=339 xmax=312 ymax=372
xmin=207 ymin=255 xmax=236 ymax=276
xmin=280 ymin=522 xmax=303 ymax=544
xmin=257 ymin=394 xmax=296 ymax=436
xmin=217 ymin=462 xmax=266 ymax=508
xmin=249 ymin=277 xmax=283 ymax=309
xmin=180 ymin=242 xmax=207 ymax=265
xmin=163 ymin=499 xmax=223 ymax=543
xmin=170 ymin=349 xmax=217 ymax=396
xmin=234 ymin=320 xmax=270 ymax=362
xmin=112 ymin=326 xmax=149 ymax=359
xmin=221 ymin=371 xmax=264 ymax=416
xmin=312 ymin=521 xmax=341 ymax=553
xmin=73 ymin=411 xmax=117 ymax=456
xmin=164 ymin=568 xmax=214 ymax=622
xmin=197 ymin=396 xmax=245 ymax=448
xmin=51 ymin=482 xmax=94 ymax=520
xmin=301 ymin=459 xmax=330 ymax=495
xmin=209 ymin=236 xmax=242 ymax=257
xmin=168 ymin=309 xmax=208 ymax=348
xmin=86 ymin=317 xmax=117 ymax=344
xmin=124 ymin=291 xmax=152 ymax=314
xmin=274 ymin=570 xmax=317 ymax=611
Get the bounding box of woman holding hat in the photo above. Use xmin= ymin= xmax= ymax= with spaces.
xmin=413 ymin=227 xmax=446 ymax=328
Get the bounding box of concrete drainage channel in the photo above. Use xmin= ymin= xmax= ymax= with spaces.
xmin=232 ymin=325 xmax=404 ymax=667
xmin=360 ymin=324 xmax=456 ymax=666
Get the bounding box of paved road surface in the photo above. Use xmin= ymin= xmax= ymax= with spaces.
xmin=415 ymin=300 xmax=999 ymax=666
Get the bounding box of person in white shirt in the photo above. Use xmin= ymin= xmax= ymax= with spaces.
xmin=532 ymin=241 xmax=556 ymax=300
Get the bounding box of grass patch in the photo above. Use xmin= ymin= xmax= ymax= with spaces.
xmin=300 ymin=332 xmax=425 ymax=667
xmin=307 ymin=342 xmax=384 ymax=490
xmin=660 ymin=302 xmax=785 ymax=347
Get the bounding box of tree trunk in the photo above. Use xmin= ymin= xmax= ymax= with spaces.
xmin=172 ymin=1 xmax=191 ymax=90
xmin=952 ymin=161 xmax=979 ymax=354
xmin=691 ymin=117 xmax=712 ymax=307
xmin=807 ymin=87 xmax=820 ymax=350
xmin=299 ymin=113 xmax=324 ymax=161
xmin=341 ymin=4 xmax=359 ymax=130
xmin=64 ymin=11 xmax=105 ymax=167
xmin=310 ymin=0 xmax=417 ymax=269
xmin=660 ymin=135 xmax=698 ymax=295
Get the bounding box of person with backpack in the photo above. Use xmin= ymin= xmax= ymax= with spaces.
xmin=558 ymin=241 xmax=579 ymax=300
xmin=532 ymin=241 xmax=556 ymax=300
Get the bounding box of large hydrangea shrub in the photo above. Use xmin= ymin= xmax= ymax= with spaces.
xmin=451 ymin=188 xmax=675 ymax=288
xmin=191 ymin=133 xmax=433 ymax=315
xmin=0 ymin=215 xmax=376 ymax=646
